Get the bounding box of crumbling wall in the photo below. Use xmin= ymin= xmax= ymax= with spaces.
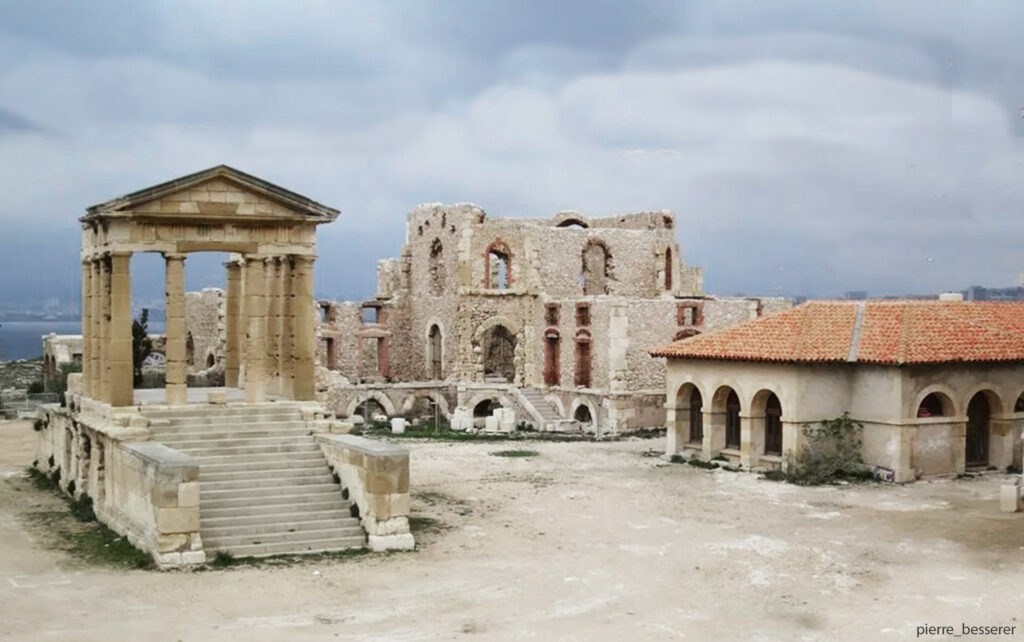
xmin=184 ymin=288 xmax=224 ymax=373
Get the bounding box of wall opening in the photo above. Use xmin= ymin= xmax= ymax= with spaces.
xmin=428 ymin=324 xmax=442 ymax=380
xmin=1016 ymin=393 xmax=1024 ymax=413
xmin=581 ymin=241 xmax=612 ymax=295
xmin=361 ymin=306 xmax=378 ymax=324
xmin=353 ymin=398 xmax=388 ymax=422
xmin=664 ymin=248 xmax=673 ymax=290
xmin=485 ymin=242 xmax=511 ymax=289
xmin=325 ymin=337 xmax=337 ymax=370
xmin=206 ymin=353 xmax=215 ymax=369
xmin=483 ymin=325 xmax=516 ymax=382
xmin=429 ymin=238 xmax=445 ymax=296
xmin=544 ymin=330 xmax=560 ymax=386
xmin=688 ymin=387 xmax=703 ymax=444
xmin=574 ymin=404 xmax=593 ymax=427
xmin=185 ymin=332 xmax=195 ymax=367
xmin=764 ymin=393 xmax=782 ymax=455
xmin=966 ymin=392 xmax=992 ymax=467
xmin=917 ymin=392 xmax=952 ymax=417
xmin=574 ymin=330 xmax=591 ymax=388
xmin=473 ymin=398 xmax=502 ymax=418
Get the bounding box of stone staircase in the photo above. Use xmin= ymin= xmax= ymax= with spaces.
xmin=517 ymin=388 xmax=573 ymax=431
xmin=143 ymin=404 xmax=365 ymax=558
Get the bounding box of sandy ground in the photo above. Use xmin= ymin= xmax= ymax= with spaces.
xmin=1 ymin=420 xmax=1024 ymax=641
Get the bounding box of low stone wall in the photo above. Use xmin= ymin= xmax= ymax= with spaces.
xmin=316 ymin=434 xmax=414 ymax=552
xmin=35 ymin=406 xmax=204 ymax=568
xmin=110 ymin=443 xmax=204 ymax=568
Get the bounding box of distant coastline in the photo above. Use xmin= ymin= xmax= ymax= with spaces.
xmin=0 ymin=320 xmax=166 ymax=362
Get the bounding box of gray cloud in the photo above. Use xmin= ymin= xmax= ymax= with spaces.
xmin=0 ymin=1 xmax=1021 ymax=306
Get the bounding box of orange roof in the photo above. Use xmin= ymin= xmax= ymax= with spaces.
xmin=650 ymin=301 xmax=1024 ymax=365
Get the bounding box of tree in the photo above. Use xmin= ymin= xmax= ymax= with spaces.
xmin=132 ymin=308 xmax=154 ymax=387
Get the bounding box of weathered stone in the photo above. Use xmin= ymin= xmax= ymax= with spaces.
xmin=177 ymin=481 xmax=200 ymax=508
xmin=157 ymin=507 xmax=200 ymax=534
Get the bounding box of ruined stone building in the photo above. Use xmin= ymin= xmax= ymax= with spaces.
xmin=315 ymin=204 xmax=789 ymax=433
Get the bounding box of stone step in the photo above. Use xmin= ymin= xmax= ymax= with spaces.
xmin=202 ymin=483 xmax=340 ymax=501
xmin=159 ymin=435 xmax=316 ymax=451
xmin=202 ymin=516 xmax=361 ymax=539
xmin=204 ymin=525 xmax=366 ymax=549
xmin=203 ymin=500 xmax=349 ymax=520
xmin=175 ymin=443 xmax=320 ymax=457
xmin=202 ymin=508 xmax=353 ymax=528
xmin=203 ymin=488 xmax=342 ymax=510
xmin=205 ymin=536 xmax=366 ymax=558
xmin=201 ymin=466 xmax=332 ymax=483
xmin=202 ymin=472 xmax=335 ymax=490
xmin=152 ymin=426 xmax=310 ymax=442
xmin=198 ymin=454 xmax=328 ymax=470
xmin=142 ymin=405 xmax=301 ymax=417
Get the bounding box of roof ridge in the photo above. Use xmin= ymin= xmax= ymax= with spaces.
xmin=847 ymin=302 xmax=866 ymax=362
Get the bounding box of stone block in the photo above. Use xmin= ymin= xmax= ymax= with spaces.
xmin=181 ymin=551 xmax=207 ymax=565
xmin=368 ymin=533 xmax=415 ymax=552
xmin=370 ymin=492 xmax=391 ymax=519
xmin=155 ymin=552 xmax=182 ymax=567
xmin=1000 ymin=483 xmax=1022 ymax=513
xmin=207 ymin=390 xmax=227 ymax=405
xmin=150 ymin=483 xmax=178 ymax=508
xmin=157 ymin=533 xmax=188 ymax=553
xmin=389 ymin=493 xmax=410 ymax=517
xmin=178 ymin=481 xmax=200 ymax=508
xmin=390 ymin=418 xmax=406 ymax=434
xmin=157 ymin=507 xmax=200 ymax=534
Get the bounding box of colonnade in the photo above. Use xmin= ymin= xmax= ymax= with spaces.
xmin=81 ymin=252 xmax=317 ymax=407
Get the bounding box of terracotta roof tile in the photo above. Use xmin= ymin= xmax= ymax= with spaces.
xmin=649 ymin=301 xmax=1024 ymax=365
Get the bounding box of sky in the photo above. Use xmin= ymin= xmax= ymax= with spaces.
xmin=0 ymin=0 xmax=1022 ymax=306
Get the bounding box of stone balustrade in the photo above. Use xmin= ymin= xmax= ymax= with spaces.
xmin=316 ymin=434 xmax=414 ymax=551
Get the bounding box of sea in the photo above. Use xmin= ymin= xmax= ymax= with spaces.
xmin=0 ymin=320 xmax=166 ymax=362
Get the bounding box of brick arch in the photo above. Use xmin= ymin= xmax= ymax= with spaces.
xmin=472 ymin=315 xmax=521 ymax=343
xmin=344 ymin=391 xmax=397 ymax=418
xmin=400 ymin=391 xmax=451 ymax=419
xmin=552 ymin=211 xmax=590 ymax=228
xmin=569 ymin=397 xmax=598 ymax=431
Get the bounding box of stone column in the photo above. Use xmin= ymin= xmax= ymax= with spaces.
xmin=164 ymin=253 xmax=187 ymax=405
xmin=280 ymin=257 xmax=295 ymax=399
xmin=664 ymin=405 xmax=679 ymax=456
xmin=99 ymin=256 xmax=112 ymax=403
xmin=266 ymin=257 xmax=283 ymax=396
xmin=90 ymin=260 xmax=102 ymax=399
xmin=108 ymin=252 xmax=133 ymax=407
xmin=292 ymin=255 xmax=316 ymax=401
xmin=702 ymin=410 xmax=726 ymax=460
xmin=223 ymin=260 xmax=242 ymax=387
xmin=739 ymin=412 xmax=762 ymax=469
xmin=80 ymin=259 xmax=92 ymax=397
xmin=243 ymin=256 xmax=267 ymax=403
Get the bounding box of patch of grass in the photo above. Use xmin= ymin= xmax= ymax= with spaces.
xmin=711 ymin=454 xmax=729 ymax=462
xmin=204 ymin=547 xmax=371 ymax=570
xmin=669 ymin=454 xmax=686 ymax=464
xmin=69 ymin=524 xmax=152 ymax=569
xmin=490 ymin=449 xmax=539 ymax=458
xmin=69 ymin=494 xmax=96 ymax=522
xmin=1008 ymin=465 xmax=1023 ymax=475
xmin=26 ymin=466 xmax=58 ymax=491
xmin=761 ymin=469 xmax=788 ymax=482
xmin=686 ymin=458 xmax=720 ymax=470
xmin=409 ymin=516 xmax=445 ymax=534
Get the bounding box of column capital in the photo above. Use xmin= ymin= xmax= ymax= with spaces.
xmin=163 ymin=252 xmax=188 ymax=261
xmin=109 ymin=249 xmax=133 ymax=258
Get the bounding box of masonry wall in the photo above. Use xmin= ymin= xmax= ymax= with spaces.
xmin=184 ymin=288 xmax=224 ymax=373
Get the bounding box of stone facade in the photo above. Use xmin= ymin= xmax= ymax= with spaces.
xmin=315 ymin=205 xmax=789 ymax=433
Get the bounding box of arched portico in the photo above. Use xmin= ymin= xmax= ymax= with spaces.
xmin=79 ymin=165 xmax=338 ymax=406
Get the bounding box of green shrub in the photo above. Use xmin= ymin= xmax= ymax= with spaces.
xmin=686 ymin=458 xmax=719 ymax=470
xmin=785 ymin=413 xmax=866 ymax=485
xmin=27 ymin=381 xmax=45 ymax=394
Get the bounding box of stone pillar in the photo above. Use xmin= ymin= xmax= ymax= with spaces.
xmin=266 ymin=257 xmax=283 ymax=396
xmin=99 ymin=256 xmax=112 ymax=403
xmin=243 ymin=257 xmax=267 ymax=403
xmin=292 ymin=255 xmax=316 ymax=401
xmin=280 ymin=257 xmax=294 ymax=399
xmin=223 ymin=260 xmax=242 ymax=387
xmin=80 ymin=260 xmax=92 ymax=397
xmin=108 ymin=252 xmax=133 ymax=407
xmin=164 ymin=253 xmax=187 ymax=405
xmin=702 ymin=410 xmax=726 ymax=460
xmin=90 ymin=260 xmax=102 ymax=399
xmin=664 ymin=405 xmax=679 ymax=456
xmin=740 ymin=412 xmax=763 ymax=469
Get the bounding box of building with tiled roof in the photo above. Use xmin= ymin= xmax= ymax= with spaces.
xmin=649 ymin=300 xmax=1024 ymax=482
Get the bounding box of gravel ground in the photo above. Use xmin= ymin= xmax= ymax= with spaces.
xmin=1 ymin=421 xmax=1023 ymax=641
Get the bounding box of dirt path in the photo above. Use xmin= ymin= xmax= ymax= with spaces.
xmin=1 ymin=421 xmax=1022 ymax=641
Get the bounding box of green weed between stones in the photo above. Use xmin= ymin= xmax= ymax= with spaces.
xmin=489 ymin=449 xmax=539 ymax=458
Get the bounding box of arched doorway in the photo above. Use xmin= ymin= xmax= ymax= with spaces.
xmin=581 ymin=241 xmax=611 ymax=295
xmin=428 ymin=324 xmax=443 ymax=380
xmin=725 ymin=390 xmax=741 ymax=449
xmin=483 ymin=325 xmax=516 ymax=382
xmin=543 ymin=329 xmax=560 ymax=386
xmin=966 ymin=392 xmax=991 ymax=467
xmin=574 ymin=404 xmax=593 ymax=429
xmin=764 ymin=393 xmax=782 ymax=455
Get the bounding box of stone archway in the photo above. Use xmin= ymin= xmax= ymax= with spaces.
xmin=473 ymin=316 xmax=521 ymax=384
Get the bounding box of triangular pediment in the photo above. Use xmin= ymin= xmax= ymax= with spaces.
xmin=83 ymin=165 xmax=339 ymax=224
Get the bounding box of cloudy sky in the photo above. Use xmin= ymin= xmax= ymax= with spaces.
xmin=1 ymin=1 xmax=1022 ymax=306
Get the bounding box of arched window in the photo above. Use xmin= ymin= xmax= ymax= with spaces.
xmin=1013 ymin=393 xmax=1023 ymax=413
xmin=206 ymin=353 xmax=215 ymax=369
xmin=429 ymin=238 xmax=445 ymax=296
xmin=484 ymin=242 xmax=511 ymax=289
xmin=917 ymin=392 xmax=952 ymax=417
xmin=574 ymin=404 xmax=593 ymax=426
xmin=543 ymin=329 xmax=560 ymax=386
xmin=665 ymin=248 xmax=673 ymax=290
xmin=574 ymin=330 xmax=592 ymax=387
xmin=581 ymin=241 xmax=611 ymax=295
